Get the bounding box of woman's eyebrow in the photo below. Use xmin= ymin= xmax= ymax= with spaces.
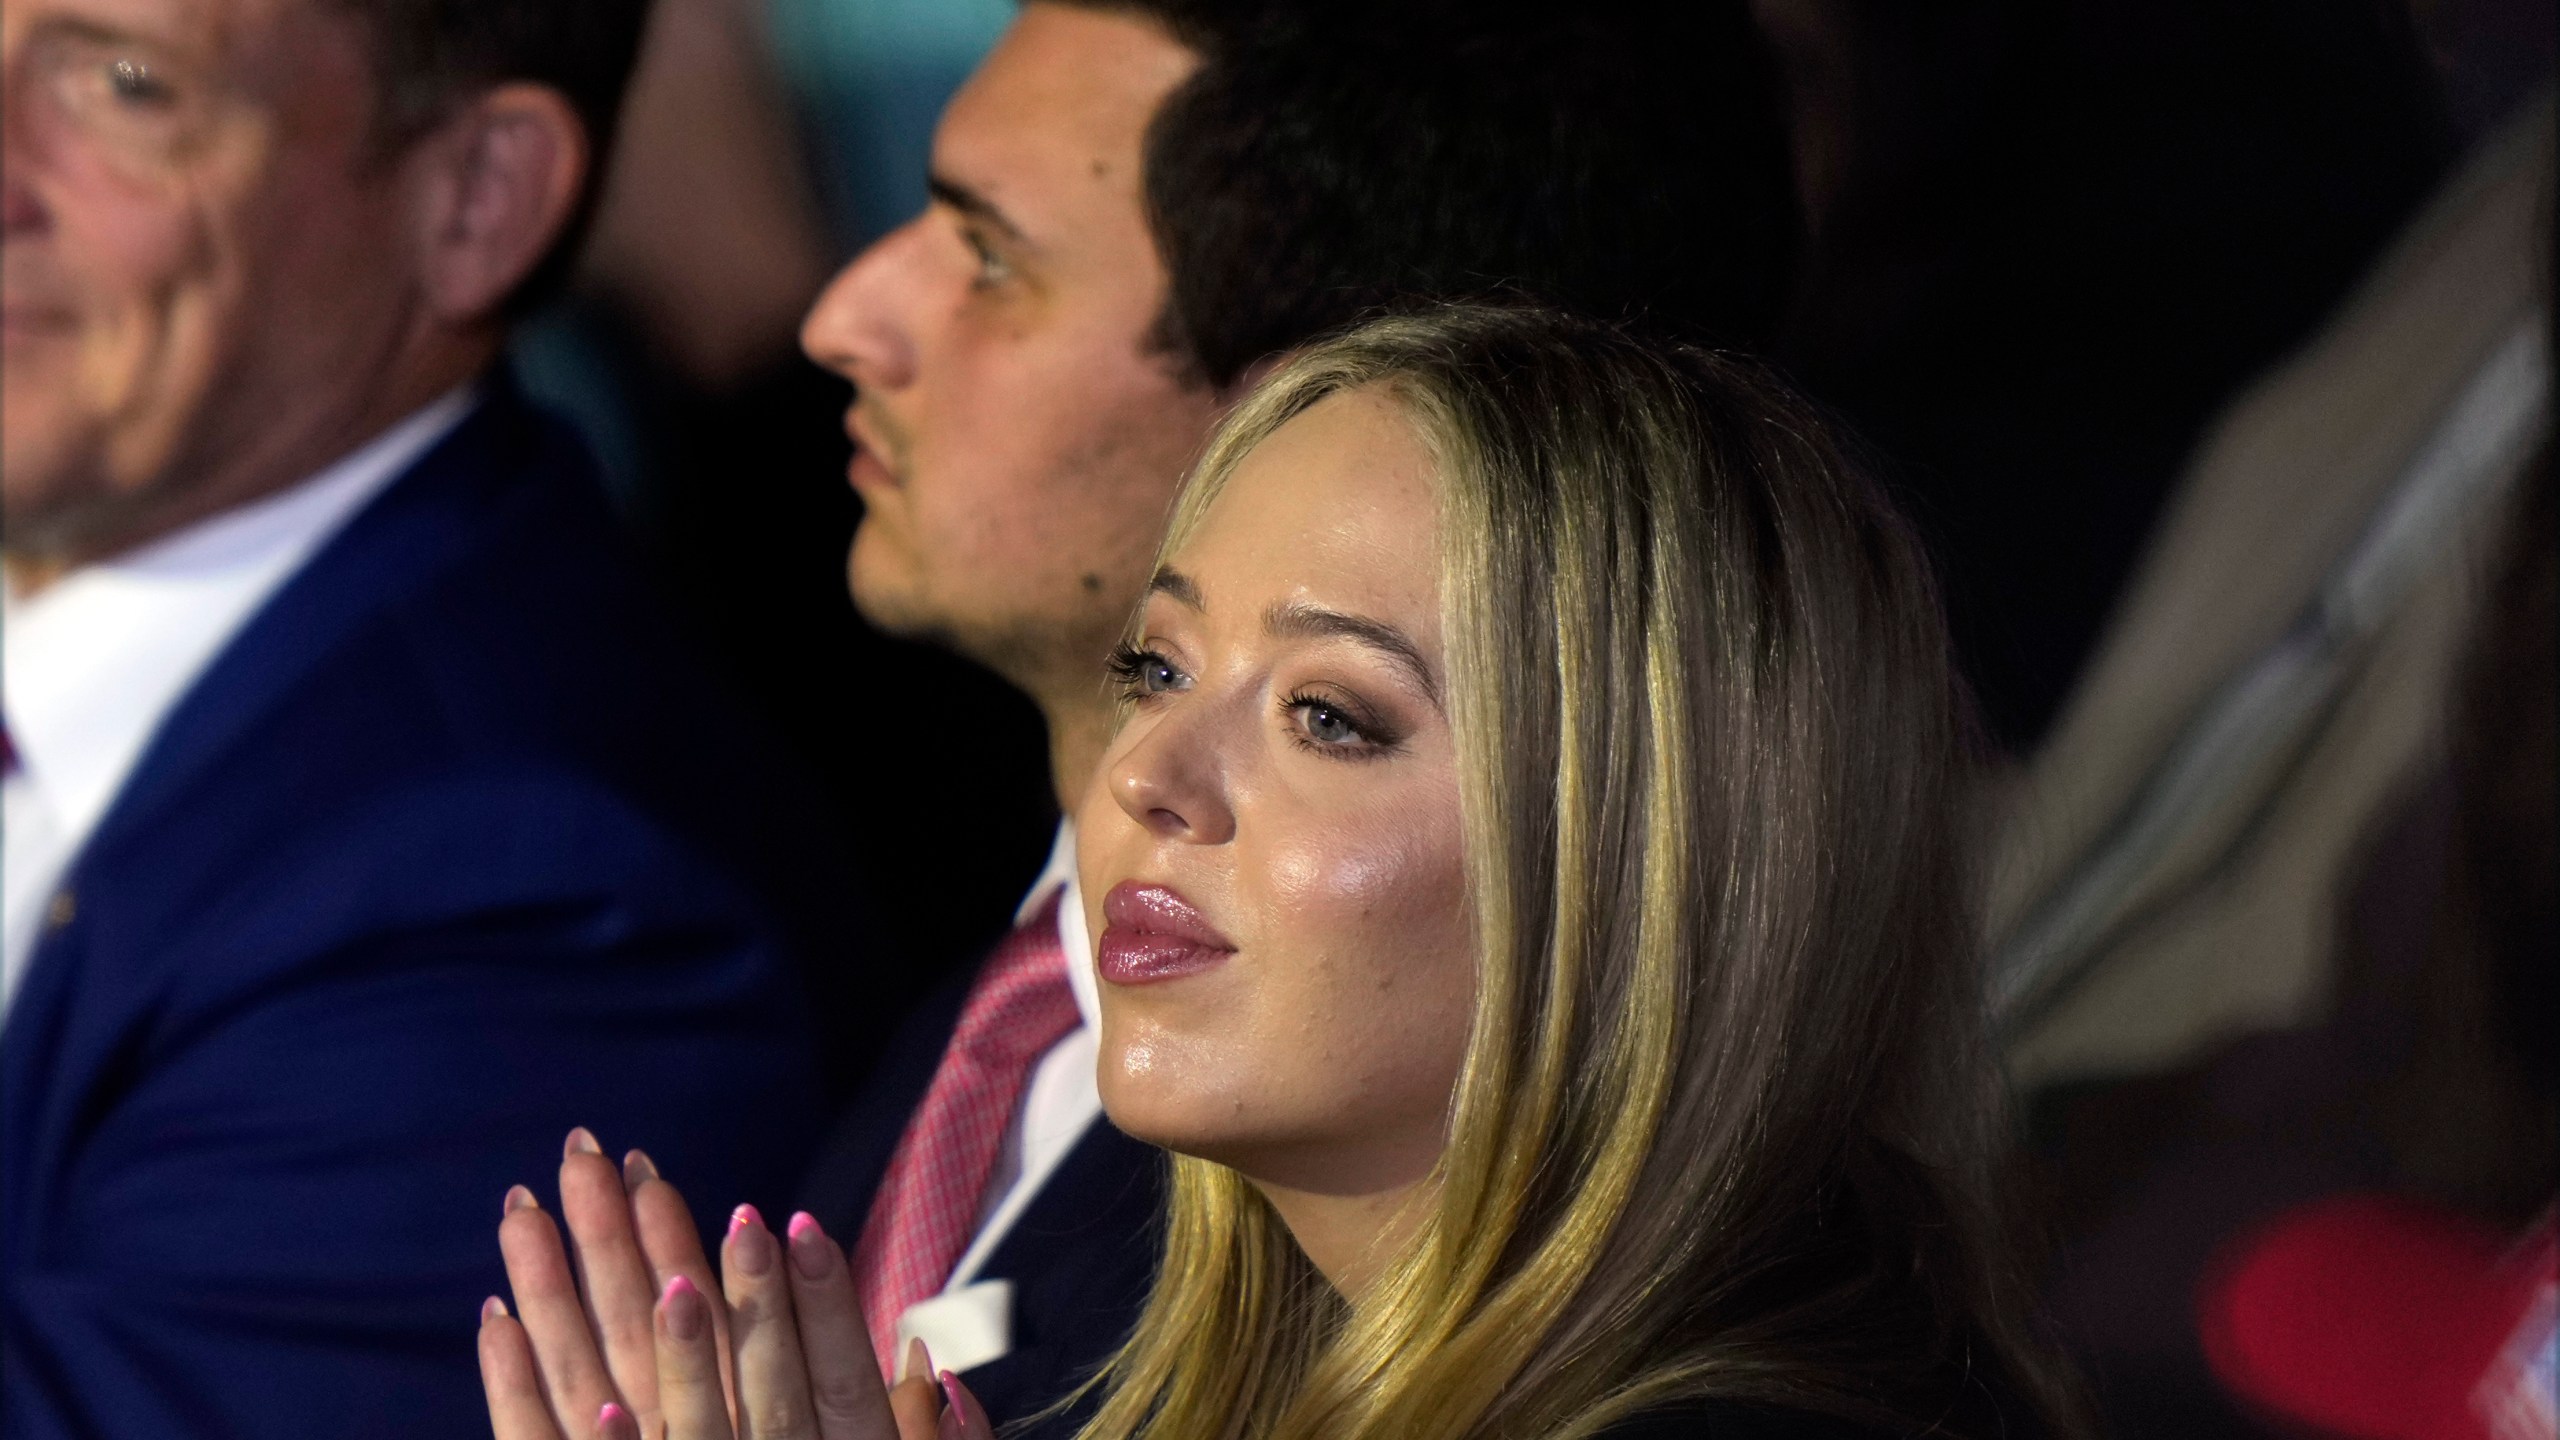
xmin=1147 ymin=568 xmax=1206 ymax=609
xmin=1263 ymin=601 xmax=1442 ymax=709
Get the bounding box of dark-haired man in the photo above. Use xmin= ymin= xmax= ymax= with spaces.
xmin=0 ymin=0 xmax=856 ymax=1432
xmin=494 ymin=0 xmax=1794 ymax=1430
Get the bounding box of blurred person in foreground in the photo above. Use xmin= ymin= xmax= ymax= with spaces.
xmin=2192 ymin=450 xmax=2555 ymax=1440
xmin=482 ymin=0 xmax=1799 ymax=1432
xmin=485 ymin=308 xmax=2086 ymax=1440
xmin=0 ymin=0 xmax=857 ymax=1431
xmin=1958 ymin=54 xmax=2551 ymax=1440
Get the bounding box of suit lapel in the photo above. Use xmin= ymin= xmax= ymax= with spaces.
xmin=0 ymin=383 xmax=556 ymax=1061
xmin=0 ymin=381 xmax=556 ymax=1270
xmin=75 ymin=393 xmax=537 ymax=867
xmin=958 ymin=1118 xmax=1164 ymax=1426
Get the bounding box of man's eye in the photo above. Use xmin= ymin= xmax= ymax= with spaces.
xmin=106 ymin=58 xmax=174 ymax=105
xmin=962 ymin=229 xmax=1013 ymax=286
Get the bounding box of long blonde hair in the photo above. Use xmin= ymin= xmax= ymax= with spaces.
xmin=1077 ymin=306 xmax=2075 ymax=1440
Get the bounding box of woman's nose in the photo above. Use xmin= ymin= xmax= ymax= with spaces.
xmin=1108 ymin=712 xmax=1238 ymax=846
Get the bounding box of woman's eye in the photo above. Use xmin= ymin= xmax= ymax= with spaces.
xmin=1108 ymin=646 xmax=1187 ymax=699
xmin=1299 ymin=702 xmax=1361 ymax=745
xmin=1286 ymin=692 xmax=1397 ymax=756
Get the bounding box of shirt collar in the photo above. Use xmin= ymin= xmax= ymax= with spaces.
xmin=1 ymin=387 xmax=476 ymax=847
xmin=1024 ymin=818 xmax=1100 ymax=1033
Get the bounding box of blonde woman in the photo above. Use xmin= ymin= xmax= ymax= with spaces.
xmin=481 ymin=305 xmax=2082 ymax=1440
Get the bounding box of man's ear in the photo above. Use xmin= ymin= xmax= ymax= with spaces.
xmin=406 ymin=83 xmax=589 ymax=323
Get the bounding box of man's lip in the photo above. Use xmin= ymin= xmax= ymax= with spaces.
xmin=847 ymin=446 xmax=900 ymax=494
xmin=1101 ymin=881 xmax=1236 ymax=950
xmin=844 ymin=410 xmax=905 ymax=488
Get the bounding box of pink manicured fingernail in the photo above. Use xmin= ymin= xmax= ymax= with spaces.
xmin=564 ymin=1126 xmax=602 ymax=1157
xmin=659 ymin=1273 xmax=707 ymax=1342
xmin=938 ymin=1369 xmax=989 ymax=1438
xmin=480 ymin=1295 xmax=508 ymax=1324
xmin=786 ymin=1211 xmax=831 ymax=1280
xmin=502 ymin=1184 xmax=537 ymax=1216
xmin=729 ymin=1204 xmax=774 ymax=1276
xmin=598 ymin=1402 xmax=632 ymax=1436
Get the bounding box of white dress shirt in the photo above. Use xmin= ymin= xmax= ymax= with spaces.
xmin=0 ymin=390 xmax=475 ymax=1017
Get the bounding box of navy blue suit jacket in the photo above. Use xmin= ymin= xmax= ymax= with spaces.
xmin=801 ymin=960 xmax=1164 ymax=1436
xmin=1 ymin=384 xmax=860 ymax=1436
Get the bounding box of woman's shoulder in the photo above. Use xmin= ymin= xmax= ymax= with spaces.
xmin=1594 ymin=1399 xmax=1904 ymax=1440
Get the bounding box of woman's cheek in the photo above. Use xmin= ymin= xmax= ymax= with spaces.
xmin=1258 ymin=795 xmax=1452 ymax=927
xmin=1261 ymin=805 xmax=1474 ymax=1076
xmin=1269 ymin=792 xmax=1469 ymax=967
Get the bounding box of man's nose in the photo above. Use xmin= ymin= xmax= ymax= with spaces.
xmin=800 ymin=221 xmax=925 ymax=392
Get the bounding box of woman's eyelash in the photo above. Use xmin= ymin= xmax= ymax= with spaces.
xmin=1280 ymin=689 xmax=1404 ymax=758
xmin=1106 ymin=646 xmax=1405 ymax=758
xmin=1106 ymin=644 xmax=1183 ymax=699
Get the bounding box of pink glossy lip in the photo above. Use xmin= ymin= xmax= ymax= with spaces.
xmin=1097 ymin=881 xmax=1235 ymax=985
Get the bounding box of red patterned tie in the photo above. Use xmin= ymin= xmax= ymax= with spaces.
xmin=852 ymin=890 xmax=1078 ymax=1372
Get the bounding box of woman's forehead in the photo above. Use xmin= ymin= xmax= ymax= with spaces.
xmin=1169 ymin=391 xmax=1443 ymax=629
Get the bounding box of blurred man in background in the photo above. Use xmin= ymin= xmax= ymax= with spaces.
xmin=491 ymin=1 xmax=1800 ymax=1432
xmin=520 ymin=0 xmax=1056 ymax=1004
xmin=0 ymin=0 xmax=862 ymax=1431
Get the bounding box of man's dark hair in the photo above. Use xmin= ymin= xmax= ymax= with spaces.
xmin=332 ymin=0 xmax=655 ymax=309
xmin=1064 ymin=0 xmax=1799 ymax=389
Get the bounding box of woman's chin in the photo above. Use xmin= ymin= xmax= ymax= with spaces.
xmin=1097 ymin=1071 xmax=1240 ymax=1161
xmin=1097 ymin=1067 xmax=1293 ymax=1178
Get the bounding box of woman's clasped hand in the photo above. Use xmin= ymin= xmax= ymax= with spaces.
xmin=476 ymin=1127 xmax=992 ymax=1440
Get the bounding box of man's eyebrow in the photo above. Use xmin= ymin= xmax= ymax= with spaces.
xmin=926 ymin=174 xmax=1029 ymax=244
xmin=1146 ymin=569 xmax=1206 ymax=609
xmin=33 ymin=15 xmax=176 ymax=50
xmin=1264 ymin=601 xmax=1442 ymax=709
